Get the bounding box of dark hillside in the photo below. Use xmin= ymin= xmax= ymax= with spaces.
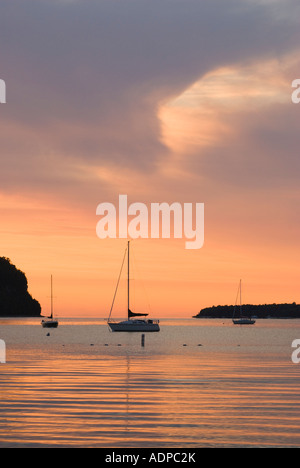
xmin=0 ymin=257 xmax=41 ymax=317
xmin=194 ymin=303 xmax=300 ymax=319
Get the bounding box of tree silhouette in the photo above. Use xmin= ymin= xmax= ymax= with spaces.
xmin=195 ymin=303 xmax=300 ymax=319
xmin=0 ymin=257 xmax=41 ymax=317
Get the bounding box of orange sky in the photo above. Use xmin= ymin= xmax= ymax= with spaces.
xmin=1 ymin=0 xmax=300 ymax=318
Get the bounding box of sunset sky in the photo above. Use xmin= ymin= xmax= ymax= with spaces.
xmin=0 ymin=0 xmax=299 ymax=318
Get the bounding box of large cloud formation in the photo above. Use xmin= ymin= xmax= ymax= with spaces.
xmin=0 ymin=0 xmax=299 ymax=203
xmin=1 ymin=0 xmax=300 ymax=315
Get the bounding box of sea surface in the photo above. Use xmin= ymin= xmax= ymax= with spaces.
xmin=0 ymin=318 xmax=300 ymax=448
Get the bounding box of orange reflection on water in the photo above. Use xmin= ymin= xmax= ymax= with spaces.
xmin=1 ymin=344 xmax=300 ymax=448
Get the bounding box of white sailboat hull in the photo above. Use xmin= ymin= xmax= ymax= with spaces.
xmin=108 ymin=319 xmax=160 ymax=332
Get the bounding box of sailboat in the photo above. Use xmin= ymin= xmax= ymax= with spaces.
xmin=41 ymin=275 xmax=59 ymax=328
xmin=232 ymin=280 xmax=256 ymax=325
xmin=108 ymin=242 xmax=160 ymax=332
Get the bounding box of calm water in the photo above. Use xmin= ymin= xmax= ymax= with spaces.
xmin=0 ymin=318 xmax=300 ymax=448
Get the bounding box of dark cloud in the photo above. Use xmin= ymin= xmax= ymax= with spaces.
xmin=0 ymin=0 xmax=299 ymax=195
xmin=186 ymin=102 xmax=300 ymax=191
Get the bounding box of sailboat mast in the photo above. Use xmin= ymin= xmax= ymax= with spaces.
xmin=51 ymin=275 xmax=53 ymax=319
xmin=240 ymin=279 xmax=242 ymax=315
xmin=127 ymin=241 xmax=130 ymax=319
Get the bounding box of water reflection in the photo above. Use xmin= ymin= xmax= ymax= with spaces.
xmin=0 ymin=320 xmax=300 ymax=447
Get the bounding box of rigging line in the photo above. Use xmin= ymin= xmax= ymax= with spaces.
xmin=233 ymin=280 xmax=241 ymax=319
xmin=107 ymin=246 xmax=128 ymax=323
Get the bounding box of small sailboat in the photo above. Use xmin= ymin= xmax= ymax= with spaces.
xmin=232 ymin=280 xmax=256 ymax=325
xmin=41 ymin=275 xmax=59 ymax=328
xmin=108 ymin=242 xmax=160 ymax=332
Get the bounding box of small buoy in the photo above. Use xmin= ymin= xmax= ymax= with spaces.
xmin=183 ymin=344 xmax=187 ymax=347
xmin=90 ymin=344 xmax=94 ymax=346
xmin=197 ymin=344 xmax=202 ymax=347
xmin=46 ymin=333 xmax=50 ymax=337
xmin=104 ymin=344 xmax=108 ymax=346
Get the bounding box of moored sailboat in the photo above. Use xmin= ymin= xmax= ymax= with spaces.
xmin=41 ymin=275 xmax=59 ymax=328
xmin=108 ymin=242 xmax=160 ymax=332
xmin=232 ymin=280 xmax=256 ymax=325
